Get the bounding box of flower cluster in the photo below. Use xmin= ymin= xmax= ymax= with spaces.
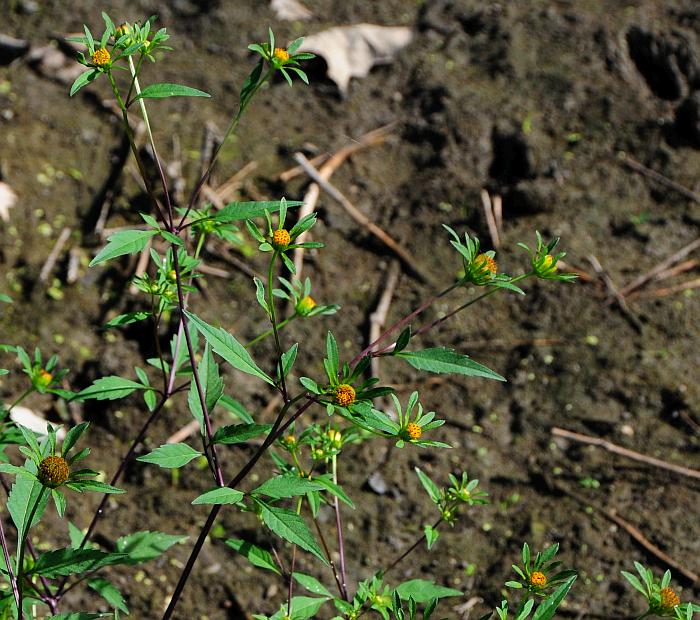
xmin=622 ymin=563 xmax=700 ymax=619
xmin=248 ymin=28 xmax=315 ymax=86
xmin=506 ymin=543 xmax=577 ymax=597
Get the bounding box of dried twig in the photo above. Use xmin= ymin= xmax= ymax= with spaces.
xmin=551 ymin=427 xmax=700 ymax=481
xmin=294 ymin=153 xmax=430 ymax=282
xmin=620 ymin=154 xmax=700 ymax=204
xmin=631 ymin=278 xmax=700 ymax=300
xmin=166 ymin=420 xmax=200 ymax=445
xmin=587 ymin=254 xmax=642 ymax=332
xmin=551 ymin=480 xmax=699 ymax=584
xmin=369 ymin=260 xmax=401 ymax=379
xmin=619 ymin=237 xmax=700 ymax=297
xmin=480 ymin=189 xmax=500 ymax=249
xmin=290 ymin=124 xmax=395 ymax=275
xmin=39 ymin=227 xmax=71 ymax=283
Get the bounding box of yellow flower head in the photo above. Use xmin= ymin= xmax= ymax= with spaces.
xmin=296 ymin=296 xmax=317 ymax=316
xmin=466 ymin=252 xmax=498 ymax=285
xmin=327 ymin=428 xmax=342 ymax=448
xmin=475 ymin=253 xmax=497 ymax=274
xmin=530 ymin=571 xmax=547 ymax=588
xmin=38 ymin=455 xmax=69 ymax=488
xmin=92 ymin=48 xmax=111 ymax=67
xmin=273 ymin=47 xmax=290 ymax=63
xmin=334 ymin=384 xmax=355 ymax=407
xmin=115 ymin=23 xmax=131 ymax=39
xmin=36 ymin=369 xmax=53 ymax=389
xmin=407 ymin=422 xmax=422 ymax=440
xmin=660 ymin=587 xmax=680 ymax=610
xmin=272 ymin=228 xmax=291 ymax=248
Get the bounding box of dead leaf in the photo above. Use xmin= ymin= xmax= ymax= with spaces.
xmin=0 ymin=182 xmax=17 ymax=222
xmin=271 ymin=0 xmax=312 ymax=21
xmin=299 ymin=24 xmax=413 ymax=94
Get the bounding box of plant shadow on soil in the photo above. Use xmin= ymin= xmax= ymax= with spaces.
xmin=0 ymin=0 xmax=699 ymax=618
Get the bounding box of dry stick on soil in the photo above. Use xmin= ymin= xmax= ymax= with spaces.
xmin=39 ymin=227 xmax=71 ymax=283
xmin=618 ymin=237 xmax=700 ymax=298
xmin=294 ymin=153 xmax=430 ymax=283
xmin=480 ymin=189 xmax=500 ymax=249
xmin=632 ymin=277 xmax=700 ymax=300
xmin=551 ymin=427 xmax=700 ymax=481
xmin=587 ymin=254 xmax=643 ymax=332
xmin=291 ymin=124 xmax=396 ymax=275
xmin=619 ymin=153 xmax=700 ymax=204
xmin=369 ymin=260 xmax=401 ymax=379
xmin=550 ymin=480 xmax=700 ymax=584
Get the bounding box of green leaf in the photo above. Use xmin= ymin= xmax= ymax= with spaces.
xmin=293 ymin=572 xmax=333 ymax=598
xmin=68 ymin=480 xmax=125 ymax=494
xmin=394 ymin=580 xmax=462 ymax=603
xmin=396 ymin=348 xmax=505 ymax=381
xmin=271 ymin=596 xmax=328 ymax=620
xmin=225 ymin=538 xmax=280 ymax=575
xmin=310 ymin=474 xmax=355 ymax=509
xmin=185 ymin=311 xmax=274 ymax=385
xmin=531 ymin=575 xmax=576 ymax=620
xmin=252 ymin=475 xmax=326 ymax=500
xmin=88 ymin=578 xmax=129 ymax=614
xmin=414 ymin=467 xmax=441 ymax=504
xmin=62 ymin=422 xmax=89 ymax=457
xmin=259 ymin=502 xmax=327 ymax=565
xmin=136 ymin=443 xmax=202 ymax=468
xmin=212 ymin=423 xmax=272 ymax=445
xmin=621 ymin=571 xmax=646 ymax=596
xmin=132 ymin=82 xmax=210 ymax=101
xmin=47 ymin=614 xmax=109 ymax=619
xmin=219 ymin=396 xmax=254 ymax=424
xmin=115 ymin=531 xmax=187 ymax=565
xmin=0 ymin=292 xmax=11 ymax=303
xmin=69 ymin=69 xmax=99 ymax=96
xmin=326 ymin=332 xmax=339 ymax=378
xmin=281 ymin=343 xmax=298 ymax=378
xmin=90 ymin=229 xmax=158 ymax=267
xmin=191 ymin=487 xmax=245 ymax=506
xmin=8 ymin=475 xmax=49 ymax=545
xmin=29 ymin=548 xmax=128 ymax=578
xmin=424 ymin=524 xmax=439 ymax=550
xmin=73 ymin=376 xmax=147 ymax=401
xmin=104 ymin=311 xmax=151 ymax=328
xmin=213 ymin=201 xmax=303 ymax=223
xmin=187 ymin=344 xmax=224 ymax=431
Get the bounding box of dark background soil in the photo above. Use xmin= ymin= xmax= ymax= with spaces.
xmin=1 ymin=0 xmax=699 ymax=618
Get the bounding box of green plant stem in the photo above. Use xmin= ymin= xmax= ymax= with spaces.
xmin=348 ymin=279 xmax=463 ymax=368
xmin=286 ymin=496 xmax=304 ymax=616
xmin=7 ymin=387 xmax=34 ymax=413
xmin=410 ymin=272 xmax=534 ymax=341
xmin=127 ymin=54 xmax=174 ymax=229
xmin=0 ymin=507 xmax=20 ymax=613
xmin=106 ymin=71 xmax=169 ymax=228
xmin=331 ymin=453 xmax=348 ymax=600
xmin=267 ymin=251 xmax=288 ymax=401
xmin=177 ymin=66 xmax=274 ymax=230
xmin=17 ymin=487 xmax=48 ymax=619
xmin=245 ymin=314 xmax=297 ymax=348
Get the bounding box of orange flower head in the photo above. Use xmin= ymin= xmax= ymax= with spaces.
xmin=660 ymin=587 xmax=680 ymax=610
xmin=273 ymin=47 xmax=290 ymax=62
xmin=407 ymin=422 xmax=422 ymax=440
xmin=36 ymin=369 xmax=53 ymax=389
xmin=530 ymin=571 xmax=547 ymax=588
xmin=38 ymin=456 xmax=69 ymax=488
xmin=92 ymin=48 xmax=111 ymax=67
xmin=475 ymin=253 xmax=497 ymax=274
xmin=334 ymin=384 xmax=355 ymax=407
xmin=272 ymin=228 xmax=291 ymax=248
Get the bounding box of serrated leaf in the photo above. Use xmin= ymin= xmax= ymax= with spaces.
xmin=90 ymin=229 xmax=158 ymax=267
xmin=293 ymin=572 xmax=333 ymax=598
xmin=531 ymin=575 xmax=577 ymax=620
xmin=225 ymin=538 xmax=280 ymax=575
xmin=136 ymin=443 xmax=202 ymax=468
xmin=252 ymin=475 xmax=326 ymax=500
xmin=115 ymin=531 xmax=187 ymax=565
xmin=29 ymin=548 xmax=128 ymax=578
xmin=69 ymin=480 xmax=125 ymax=494
xmin=132 ymin=82 xmax=210 ymax=101
xmin=259 ymin=503 xmax=327 ymax=564
xmin=396 ymin=348 xmax=505 ymax=381
xmin=270 ymin=596 xmax=328 ymax=620
xmin=310 ymin=474 xmax=355 ymax=509
xmin=192 ymin=487 xmax=244 ymax=506
xmin=88 ymin=578 xmax=129 ymax=614
xmin=73 ymin=376 xmax=147 ymax=402
xmin=212 ymin=423 xmax=271 ymax=445
xmin=8 ymin=474 xmax=49 ymax=545
xmin=394 ymin=580 xmax=462 ymax=603
xmin=212 ymin=200 xmax=304 ymax=223
xmin=185 ymin=311 xmax=274 ymax=385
